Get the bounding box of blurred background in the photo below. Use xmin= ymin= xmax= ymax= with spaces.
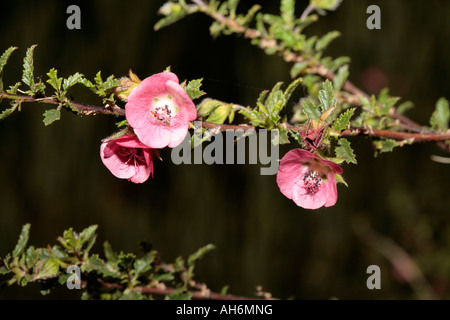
xmin=0 ymin=0 xmax=449 ymax=299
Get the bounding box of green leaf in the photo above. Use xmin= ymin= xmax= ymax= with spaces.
xmin=79 ymin=225 xmax=97 ymax=247
xmin=430 ymin=97 xmax=449 ymax=131
xmin=13 ymin=223 xmax=31 ymax=258
xmin=187 ymin=244 xmax=215 ymax=267
xmin=0 ymin=104 xmax=19 ymax=120
xmin=283 ymin=78 xmax=303 ymax=104
xmin=396 ymin=101 xmax=414 ymax=115
xmin=103 ymin=241 xmax=118 ymax=263
xmin=333 ymin=64 xmax=349 ymax=91
xmin=332 ymin=108 xmax=355 ymax=131
xmin=290 ymin=61 xmax=309 ymax=78
xmin=315 ymin=31 xmax=340 ymax=51
xmin=0 ymin=46 xmax=17 ymax=75
xmin=335 ymin=138 xmax=357 ymax=164
xmin=280 ymin=0 xmax=295 ymax=26
xmin=154 ymin=4 xmax=189 ymax=31
xmin=0 ymin=46 xmax=18 ymax=92
xmin=120 ymin=290 xmax=147 ymax=300
xmin=318 ymin=80 xmax=337 ymax=113
xmin=63 ymin=72 xmax=84 ymax=91
xmin=302 ymin=99 xmax=321 ymax=120
xmin=373 ymin=139 xmax=398 ymax=155
xmin=43 ymin=108 xmax=61 ymax=126
xmin=166 ymin=290 xmax=192 ymax=300
xmin=22 ymin=45 xmax=37 ymax=88
xmin=32 ymin=258 xmax=60 ymax=281
xmin=134 ymin=253 xmax=154 ymax=276
xmin=25 ymin=246 xmax=40 ymax=269
xmin=46 ymin=68 xmax=62 ymax=92
xmin=184 ymin=78 xmax=205 ymax=100
xmin=311 ymin=0 xmax=343 ymax=10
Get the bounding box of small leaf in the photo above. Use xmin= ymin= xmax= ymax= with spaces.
xmin=332 ymin=108 xmax=355 ymax=131
xmin=373 ymin=139 xmax=399 ymax=155
xmin=22 ymin=45 xmax=37 ymax=87
xmin=13 ymin=224 xmax=31 ymax=258
xmin=0 ymin=104 xmax=19 ymax=120
xmin=430 ymin=97 xmax=449 ymax=131
xmin=290 ymin=61 xmax=309 ymax=78
xmin=187 ymin=244 xmax=215 ymax=267
xmin=311 ymin=0 xmax=343 ymax=11
xmin=335 ymin=138 xmax=357 ymax=164
xmin=280 ymin=0 xmax=295 ymax=26
xmin=302 ymin=99 xmax=321 ymax=120
xmin=0 ymin=46 xmax=17 ymax=75
xmin=63 ymin=72 xmax=85 ymax=91
xmin=184 ymin=78 xmax=205 ymax=100
xmin=333 ymin=64 xmax=349 ymax=92
xmin=32 ymin=258 xmax=60 ymax=281
xmin=43 ymin=108 xmax=61 ymax=126
xmin=318 ymin=80 xmax=337 ymax=113
xmin=103 ymin=241 xmax=118 ymax=263
xmin=134 ymin=253 xmax=154 ymax=276
xmin=46 ymin=68 xmax=62 ymax=93
xmin=315 ymin=31 xmax=340 ymax=51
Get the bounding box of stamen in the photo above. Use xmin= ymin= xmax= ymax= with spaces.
xmin=302 ymin=170 xmax=322 ymax=195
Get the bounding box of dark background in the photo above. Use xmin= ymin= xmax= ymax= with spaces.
xmin=0 ymin=0 xmax=449 ymax=299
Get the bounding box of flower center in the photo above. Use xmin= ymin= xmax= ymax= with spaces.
xmin=151 ymin=97 xmax=178 ymax=126
xmin=303 ymin=170 xmax=322 ymax=195
xmin=117 ymin=147 xmax=146 ymax=172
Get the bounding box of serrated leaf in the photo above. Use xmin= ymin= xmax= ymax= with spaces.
xmin=79 ymin=225 xmax=97 ymax=247
xmin=332 ymin=108 xmax=355 ymax=131
xmin=290 ymin=61 xmax=309 ymax=78
xmin=154 ymin=7 xmax=189 ymax=31
xmin=25 ymin=246 xmax=39 ymax=269
xmin=373 ymin=139 xmax=398 ymax=155
xmin=335 ymin=138 xmax=357 ymax=164
xmin=134 ymin=253 xmax=154 ymax=276
xmin=315 ymin=31 xmax=340 ymax=51
xmin=184 ymin=78 xmax=205 ymax=100
xmin=318 ymin=80 xmax=337 ymax=113
xmin=22 ymin=45 xmax=37 ymax=87
xmin=32 ymin=258 xmax=60 ymax=281
xmin=283 ymin=77 xmax=303 ymax=104
xmin=302 ymin=99 xmax=321 ymax=120
xmin=0 ymin=46 xmax=17 ymax=75
xmin=333 ymin=64 xmax=349 ymax=91
xmin=103 ymin=241 xmax=118 ymax=263
xmin=0 ymin=104 xmax=19 ymax=120
xmin=63 ymin=72 xmax=84 ymax=91
xmin=46 ymin=68 xmax=62 ymax=93
xmin=281 ymin=0 xmax=295 ymax=26
xmin=43 ymin=108 xmax=61 ymax=126
xmin=396 ymin=101 xmax=414 ymax=114
xmin=187 ymin=244 xmax=215 ymax=267
xmin=0 ymin=46 xmax=18 ymax=92
xmin=13 ymin=224 xmax=31 ymax=258
xmin=430 ymin=97 xmax=449 ymax=131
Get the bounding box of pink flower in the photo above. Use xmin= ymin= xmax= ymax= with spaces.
xmin=100 ymin=134 xmax=155 ymax=183
xmin=276 ymin=149 xmax=343 ymax=209
xmin=125 ymin=72 xmax=197 ymax=149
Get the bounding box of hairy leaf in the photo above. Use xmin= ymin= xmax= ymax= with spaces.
xmin=22 ymin=45 xmax=37 ymax=88
xmin=43 ymin=108 xmax=61 ymax=126
xmin=335 ymin=138 xmax=357 ymax=164
xmin=430 ymin=97 xmax=449 ymax=131
xmin=13 ymin=223 xmax=31 ymax=258
xmin=332 ymin=108 xmax=355 ymax=131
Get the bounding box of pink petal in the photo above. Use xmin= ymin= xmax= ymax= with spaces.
xmin=128 ymin=72 xmax=179 ymax=101
xmin=134 ymin=124 xmax=171 ymax=149
xmin=323 ymin=173 xmax=338 ymax=207
xmin=166 ymin=80 xmax=197 ymax=121
xmin=100 ymin=140 xmax=135 ymax=180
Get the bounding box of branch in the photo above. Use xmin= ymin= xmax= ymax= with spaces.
xmin=1 ymin=91 xmax=125 ymax=116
